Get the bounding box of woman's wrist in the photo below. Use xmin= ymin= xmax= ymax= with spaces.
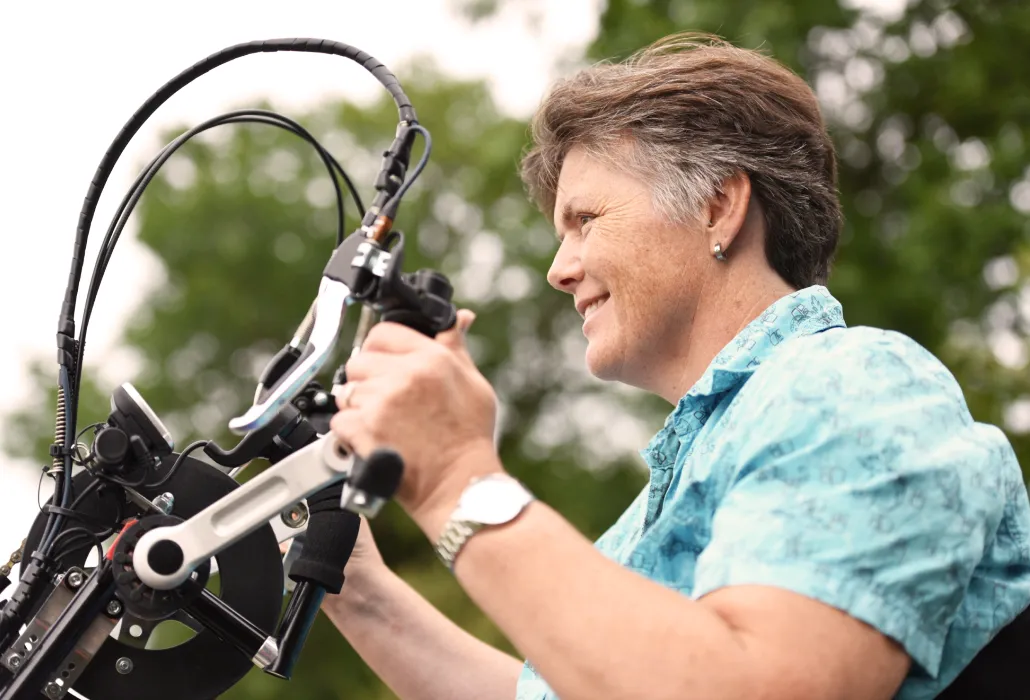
xmin=323 ymin=560 xmax=396 ymax=621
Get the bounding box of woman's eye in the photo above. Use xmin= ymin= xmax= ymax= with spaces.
xmin=578 ymin=214 xmax=595 ymax=228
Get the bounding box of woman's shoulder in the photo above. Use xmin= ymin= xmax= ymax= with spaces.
xmin=725 ymin=323 xmax=1021 ymax=499
xmin=755 ymin=324 xmax=967 ymax=406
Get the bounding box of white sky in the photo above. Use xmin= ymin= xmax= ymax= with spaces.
xmin=0 ymin=0 xmax=602 ymax=584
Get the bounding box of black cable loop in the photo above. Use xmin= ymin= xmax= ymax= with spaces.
xmin=78 ymin=110 xmax=365 ymax=372
xmin=60 ymin=40 xmax=418 ymax=453
xmin=61 ymin=38 xmax=416 ymax=344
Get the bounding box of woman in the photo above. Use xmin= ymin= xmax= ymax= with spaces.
xmin=325 ymin=34 xmax=1030 ymax=699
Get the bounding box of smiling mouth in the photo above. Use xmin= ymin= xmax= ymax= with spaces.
xmin=582 ymin=294 xmax=609 ymax=320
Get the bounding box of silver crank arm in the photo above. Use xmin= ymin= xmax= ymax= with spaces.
xmin=132 ymin=434 xmax=353 ymax=590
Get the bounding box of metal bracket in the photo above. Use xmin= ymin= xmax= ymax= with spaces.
xmin=1 ymin=576 xmax=118 ymax=698
xmin=352 ymin=241 xmax=392 ymax=278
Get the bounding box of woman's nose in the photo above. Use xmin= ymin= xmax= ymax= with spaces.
xmin=547 ymin=239 xmax=583 ymax=293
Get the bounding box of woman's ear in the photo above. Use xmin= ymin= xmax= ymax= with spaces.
xmin=705 ymin=172 xmax=752 ymax=254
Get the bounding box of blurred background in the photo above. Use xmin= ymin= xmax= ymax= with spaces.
xmin=2 ymin=0 xmax=1029 ymax=697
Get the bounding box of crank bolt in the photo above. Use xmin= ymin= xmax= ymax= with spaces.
xmin=281 ymin=502 xmax=309 ymax=529
xmin=116 ymin=657 xmax=134 ymax=674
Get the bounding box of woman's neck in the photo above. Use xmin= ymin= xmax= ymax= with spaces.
xmin=652 ymin=269 xmax=798 ymax=405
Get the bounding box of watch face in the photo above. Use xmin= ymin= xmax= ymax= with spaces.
xmin=457 ymin=476 xmax=533 ymax=525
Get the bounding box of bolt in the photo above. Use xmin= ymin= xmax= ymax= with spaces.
xmin=295 ymin=397 xmax=310 ymax=412
xmin=115 ymin=657 xmax=133 ymax=675
xmin=66 ymin=571 xmax=84 ymax=589
xmin=44 ymin=681 xmax=62 ymax=698
xmin=7 ymin=653 xmax=22 ymax=669
xmin=314 ymin=391 xmax=329 ymax=407
xmin=152 ymin=492 xmax=174 ymax=515
xmin=106 ymin=599 xmax=123 ymax=617
xmin=280 ymin=502 xmax=308 ymax=529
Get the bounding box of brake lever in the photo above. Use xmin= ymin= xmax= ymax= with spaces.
xmin=228 ymin=277 xmax=351 ymax=434
xmin=228 ymin=231 xmax=393 ymax=435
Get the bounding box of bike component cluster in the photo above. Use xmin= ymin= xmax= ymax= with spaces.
xmin=0 ymin=38 xmax=456 ymax=700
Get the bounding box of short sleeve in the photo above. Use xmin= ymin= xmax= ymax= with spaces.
xmin=692 ymin=329 xmax=1014 ymax=678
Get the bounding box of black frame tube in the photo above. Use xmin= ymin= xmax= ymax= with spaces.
xmin=0 ymin=563 xmax=116 ymax=700
xmin=182 ymin=589 xmax=270 ymax=662
xmin=265 ymin=581 xmax=326 ymax=679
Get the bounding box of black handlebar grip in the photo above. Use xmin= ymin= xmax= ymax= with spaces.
xmin=287 ymin=484 xmax=361 ymax=595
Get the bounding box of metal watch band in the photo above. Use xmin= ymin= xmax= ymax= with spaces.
xmin=435 ymin=520 xmax=483 ymax=571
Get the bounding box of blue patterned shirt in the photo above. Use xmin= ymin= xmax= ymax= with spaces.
xmin=516 ymin=285 xmax=1030 ymax=700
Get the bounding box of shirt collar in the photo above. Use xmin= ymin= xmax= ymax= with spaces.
xmin=648 ymin=285 xmax=847 ymax=448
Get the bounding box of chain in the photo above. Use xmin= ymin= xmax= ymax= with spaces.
xmin=0 ymin=539 xmax=26 ymax=577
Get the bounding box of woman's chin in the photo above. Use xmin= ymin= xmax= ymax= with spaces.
xmin=584 ymin=342 xmax=622 ymax=381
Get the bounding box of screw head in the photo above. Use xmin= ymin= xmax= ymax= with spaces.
xmin=7 ymin=653 xmax=22 ymax=669
xmin=115 ymin=657 xmax=133 ymax=674
xmin=314 ymin=392 xmax=329 ymax=406
xmin=106 ymin=599 xmax=123 ymax=617
xmin=66 ymin=571 xmax=84 ymax=589
xmin=44 ymin=681 xmax=62 ymax=698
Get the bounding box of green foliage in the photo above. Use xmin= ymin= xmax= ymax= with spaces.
xmin=5 ymin=1 xmax=1030 ymax=697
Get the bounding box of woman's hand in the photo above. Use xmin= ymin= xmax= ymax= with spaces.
xmin=329 ymin=310 xmax=505 ymax=539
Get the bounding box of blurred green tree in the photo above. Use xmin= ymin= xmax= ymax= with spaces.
xmin=6 ymin=0 xmax=1030 ymax=697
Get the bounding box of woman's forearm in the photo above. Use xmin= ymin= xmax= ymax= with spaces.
xmin=322 ymin=565 xmax=523 ymax=700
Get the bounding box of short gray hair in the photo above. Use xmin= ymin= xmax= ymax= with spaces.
xmin=520 ymin=33 xmax=842 ymax=288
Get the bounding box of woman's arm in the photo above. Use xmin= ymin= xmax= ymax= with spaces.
xmin=322 ymin=559 xmax=523 ymax=700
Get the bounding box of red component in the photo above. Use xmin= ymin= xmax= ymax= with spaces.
xmin=105 ymin=518 xmax=139 ymax=560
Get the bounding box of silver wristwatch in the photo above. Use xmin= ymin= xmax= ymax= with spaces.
xmin=434 ymin=474 xmax=536 ymax=570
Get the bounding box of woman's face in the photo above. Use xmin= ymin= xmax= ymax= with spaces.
xmin=547 ymin=146 xmax=712 ymax=390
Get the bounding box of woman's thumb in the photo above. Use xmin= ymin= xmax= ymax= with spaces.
xmin=437 ymin=309 xmax=476 ymax=353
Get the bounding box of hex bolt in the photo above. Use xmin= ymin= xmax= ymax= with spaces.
xmin=152 ymin=492 xmax=174 ymax=515
xmin=115 ymin=657 xmax=133 ymax=674
xmin=106 ymin=599 xmax=124 ymax=617
xmin=44 ymin=681 xmax=62 ymax=699
xmin=7 ymin=653 xmax=22 ymax=669
xmin=65 ymin=571 xmax=84 ymax=589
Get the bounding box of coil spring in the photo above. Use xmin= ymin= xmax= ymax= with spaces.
xmin=51 ymin=385 xmax=67 ymax=474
